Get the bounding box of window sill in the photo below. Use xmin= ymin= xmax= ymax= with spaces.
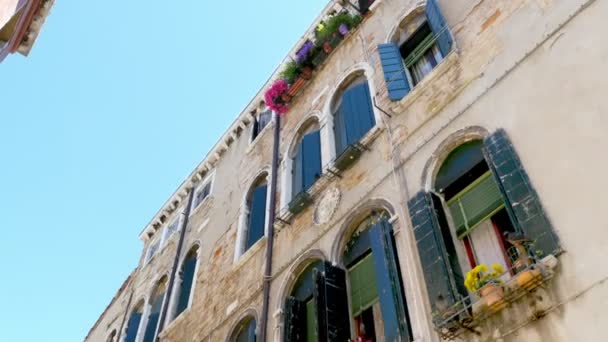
xmin=435 ymin=255 xmax=559 ymax=340
xmin=246 ymin=120 xmax=275 ymax=156
xmin=390 ymin=50 xmax=460 ymax=114
xmin=232 ymin=237 xmax=267 ymax=271
xmin=158 ymin=306 xmax=192 ymax=339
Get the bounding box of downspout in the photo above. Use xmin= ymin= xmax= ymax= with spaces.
xmin=155 ymin=189 xmax=195 ymax=340
xmin=259 ymin=113 xmax=281 ymax=342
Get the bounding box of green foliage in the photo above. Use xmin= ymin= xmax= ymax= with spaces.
xmin=279 ymin=60 xmax=301 ymax=84
xmin=315 ymin=12 xmax=362 ymax=42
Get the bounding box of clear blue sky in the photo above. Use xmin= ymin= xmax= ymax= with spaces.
xmin=0 ymin=1 xmax=328 ymax=341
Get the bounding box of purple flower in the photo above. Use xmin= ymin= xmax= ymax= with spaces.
xmin=339 ymin=23 xmax=349 ymax=36
xmin=295 ymin=41 xmax=314 ymax=65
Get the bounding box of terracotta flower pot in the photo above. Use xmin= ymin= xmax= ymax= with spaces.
xmin=301 ymin=66 xmax=313 ymax=80
xmin=281 ymin=93 xmax=293 ymax=103
xmin=323 ymin=41 xmax=333 ymax=54
xmin=516 ymin=268 xmax=542 ymax=290
xmin=480 ymin=283 xmax=506 ymax=311
xmin=287 ymin=77 xmax=307 ymax=97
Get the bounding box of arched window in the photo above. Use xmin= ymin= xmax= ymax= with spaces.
xmin=106 ymin=329 xmax=117 ymax=342
xmin=173 ymin=245 xmax=199 ymax=318
xmin=407 ymin=129 xmax=560 ymax=319
xmin=124 ymin=301 xmax=144 ymax=342
xmin=142 ymin=277 xmax=168 ymax=342
xmin=332 ymin=75 xmax=375 ymax=159
xmin=342 ymin=212 xmax=412 ymax=341
xmin=241 ymin=175 xmax=268 ymax=255
xmin=288 ymin=120 xmax=322 ymax=214
xmin=231 ymin=317 xmax=257 ymax=342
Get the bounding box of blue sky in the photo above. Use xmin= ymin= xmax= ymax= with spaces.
xmin=0 ymin=1 xmax=328 ymax=340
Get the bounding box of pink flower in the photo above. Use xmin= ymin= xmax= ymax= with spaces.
xmin=264 ymin=80 xmax=290 ymax=115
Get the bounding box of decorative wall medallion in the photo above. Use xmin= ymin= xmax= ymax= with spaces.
xmin=313 ymin=187 xmax=341 ymax=225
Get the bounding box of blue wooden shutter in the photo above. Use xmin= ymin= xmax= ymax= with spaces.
xmin=124 ymin=311 xmax=142 ymax=342
xmin=142 ymin=293 xmax=164 ymax=342
xmin=246 ymin=319 xmax=256 ymax=342
xmin=293 ymin=142 xmax=304 ymax=196
xmin=483 ymin=129 xmax=560 ymax=257
xmin=426 ymin=0 xmax=453 ymax=56
xmin=333 ymin=104 xmax=348 ymax=157
xmin=302 ymin=130 xmax=322 ymax=191
xmin=246 ymin=185 xmax=268 ymax=250
xmin=284 ymin=297 xmax=306 ymax=342
xmin=313 ymin=262 xmax=350 ymax=342
xmin=351 ymin=82 xmax=375 ymax=142
xmin=175 ymin=254 xmax=197 ymax=316
xmin=378 ymin=43 xmax=411 ymax=101
xmin=408 ymin=191 xmax=466 ymax=316
xmin=368 ymin=220 xmax=412 ymax=340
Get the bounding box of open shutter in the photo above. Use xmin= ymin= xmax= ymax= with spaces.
xmin=292 ymin=142 xmax=304 ymax=196
xmin=368 ymin=220 xmax=411 ymax=341
xmin=302 ymin=130 xmax=322 ymax=191
xmin=408 ymin=191 xmax=466 ymax=316
xmin=483 ymin=129 xmax=560 ymax=257
xmin=426 ymin=0 xmax=453 ymax=56
xmin=246 ymin=185 xmax=268 ymax=249
xmin=314 ymin=263 xmax=350 ymax=342
xmin=284 ymin=297 xmax=306 ymax=342
xmin=378 ymin=43 xmax=411 ymax=101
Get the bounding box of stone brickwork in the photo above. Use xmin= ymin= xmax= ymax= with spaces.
xmin=87 ymin=0 xmax=608 ymax=341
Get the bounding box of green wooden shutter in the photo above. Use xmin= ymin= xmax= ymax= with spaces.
xmin=447 ymin=171 xmax=505 ymax=238
xmin=483 ymin=129 xmax=560 ymax=257
xmin=305 ymin=299 xmax=317 ymax=342
xmin=408 ymin=192 xmax=466 ymax=316
xmin=313 ymin=263 xmax=351 ymax=342
xmin=284 ymin=297 xmax=306 ymax=342
xmin=368 ymin=220 xmax=412 ymax=341
xmin=348 ymin=253 xmax=378 ymax=316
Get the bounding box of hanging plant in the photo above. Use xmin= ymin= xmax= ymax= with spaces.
xmin=264 ymin=79 xmax=290 ymax=115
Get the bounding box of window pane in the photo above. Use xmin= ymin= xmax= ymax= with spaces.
xmin=246 ymin=185 xmax=267 ymax=250
xmin=175 ymin=255 xmax=197 ymax=316
xmin=142 ymin=293 xmax=164 ymax=342
xmin=124 ymin=311 xmax=142 ymax=342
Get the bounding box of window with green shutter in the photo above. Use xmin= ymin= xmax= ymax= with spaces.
xmin=348 ymin=253 xmax=379 ymax=317
xmin=447 ymin=171 xmax=505 ymax=238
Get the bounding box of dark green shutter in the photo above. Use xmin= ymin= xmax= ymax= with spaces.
xmin=408 ymin=191 xmax=466 ymax=315
xmin=483 ymin=129 xmax=560 ymax=257
xmin=302 ymin=130 xmax=322 ymax=191
xmin=368 ymin=220 xmax=412 ymax=341
xmin=348 ymin=253 xmax=378 ymax=316
xmin=124 ymin=311 xmax=142 ymax=342
xmin=313 ymin=263 xmax=350 ymax=342
xmin=284 ymin=297 xmax=306 ymax=342
xmin=378 ymin=43 xmax=411 ymax=101
xmin=425 ymin=0 xmax=453 ymax=56
xmin=246 ymin=184 xmax=267 ymax=250
xmin=175 ymin=254 xmax=197 ymax=316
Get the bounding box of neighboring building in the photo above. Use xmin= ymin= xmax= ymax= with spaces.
xmin=0 ymin=0 xmax=54 ymax=62
xmin=86 ymin=0 xmax=608 ymax=341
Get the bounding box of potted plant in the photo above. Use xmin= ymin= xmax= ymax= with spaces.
xmin=295 ymin=41 xmax=314 ymax=79
xmin=465 ymin=264 xmax=506 ymax=311
xmin=264 ymin=80 xmax=290 ymax=115
xmin=280 ymin=60 xmax=301 ymax=85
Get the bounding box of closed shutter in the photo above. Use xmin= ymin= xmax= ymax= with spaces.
xmin=313 ymin=263 xmax=350 ymax=342
xmin=305 ymin=299 xmax=317 ymax=342
xmin=142 ymin=293 xmax=164 ymax=342
xmin=483 ymin=129 xmax=560 ymax=257
xmin=284 ymin=297 xmax=306 ymax=342
xmin=378 ymin=43 xmax=411 ymax=101
xmin=368 ymin=220 xmax=411 ymax=340
xmin=302 ymin=130 xmax=322 ymax=191
xmin=447 ymin=171 xmax=505 ymax=238
xmin=408 ymin=191 xmax=466 ymax=316
xmin=425 ymin=0 xmax=453 ymax=57
xmin=343 ymin=82 xmax=375 ymax=146
xmin=246 ymin=185 xmax=268 ymax=250
xmin=176 ymin=255 xmax=197 ymax=316
xmin=124 ymin=311 xmax=142 ymax=342
xmin=348 ymin=253 xmax=378 ymax=316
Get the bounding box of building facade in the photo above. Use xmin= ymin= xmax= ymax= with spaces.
xmin=86 ymin=0 xmax=608 ymax=341
xmin=0 ymin=0 xmax=54 ymax=62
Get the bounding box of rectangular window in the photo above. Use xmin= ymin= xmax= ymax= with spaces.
xmin=192 ymin=179 xmax=212 ymax=211
xmin=145 ymin=240 xmax=160 ymax=264
xmin=401 ymin=22 xmax=444 ymax=86
xmin=252 ymin=109 xmax=272 ymax=141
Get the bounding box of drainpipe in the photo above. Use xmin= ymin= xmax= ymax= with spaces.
xmin=155 ymin=189 xmax=195 ymax=340
xmin=259 ymin=113 xmax=281 ymax=342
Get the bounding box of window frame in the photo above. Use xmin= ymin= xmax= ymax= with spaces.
xmin=250 ymin=108 xmax=273 ymax=143
xmin=399 ymin=20 xmax=445 ymax=88
xmin=190 ymin=171 xmax=215 ymax=214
